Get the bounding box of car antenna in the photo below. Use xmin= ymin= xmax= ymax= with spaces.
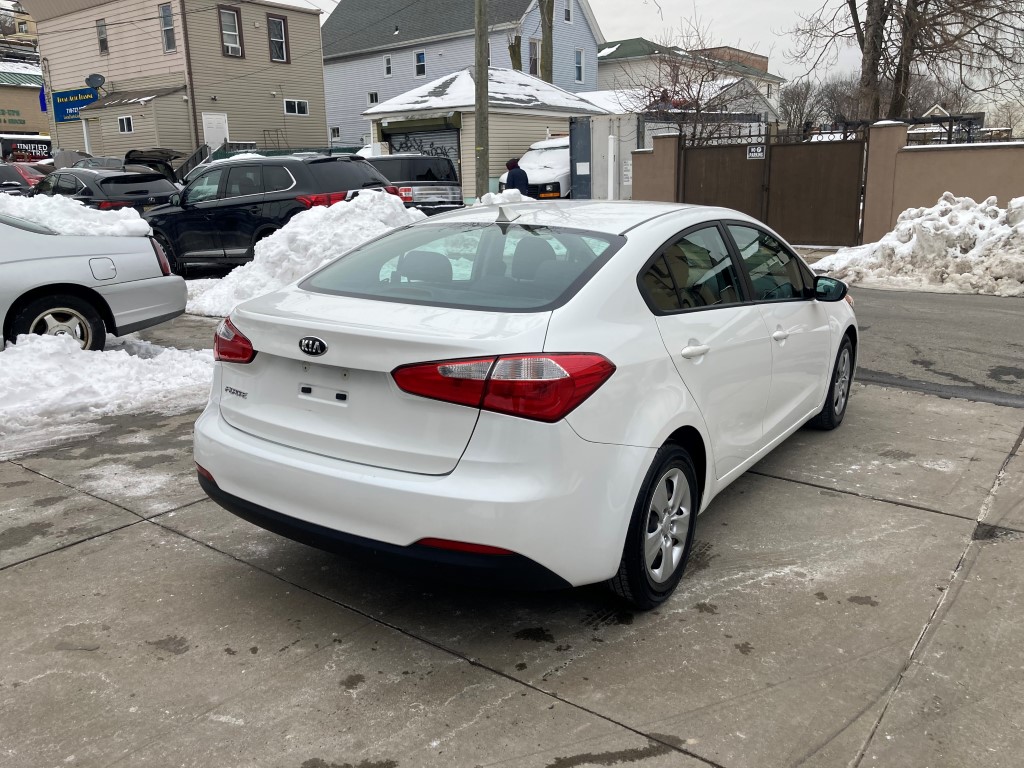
xmin=495 ymin=205 xmax=520 ymax=233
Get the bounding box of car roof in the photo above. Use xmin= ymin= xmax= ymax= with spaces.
xmin=433 ymin=200 xmax=713 ymax=236
xmin=528 ymin=137 xmax=570 ymax=150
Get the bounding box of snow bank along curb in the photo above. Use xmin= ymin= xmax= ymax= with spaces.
xmin=0 ymin=334 xmax=213 ymax=459
xmin=0 ymin=194 xmax=151 ymax=237
xmin=816 ymin=193 xmax=1024 ymax=297
xmin=187 ymin=190 xmax=426 ymax=317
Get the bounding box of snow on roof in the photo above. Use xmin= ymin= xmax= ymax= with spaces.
xmin=578 ymin=89 xmax=646 ymax=114
xmin=597 ymin=44 xmax=620 ymax=58
xmin=363 ymin=67 xmax=608 ymax=117
xmin=0 ymin=61 xmax=42 ymax=76
xmin=81 ymin=86 xmax=187 ymax=111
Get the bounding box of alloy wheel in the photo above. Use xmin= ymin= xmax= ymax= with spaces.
xmin=644 ymin=467 xmax=692 ymax=584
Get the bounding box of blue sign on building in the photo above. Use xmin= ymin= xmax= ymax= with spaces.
xmin=53 ymin=88 xmax=99 ymax=123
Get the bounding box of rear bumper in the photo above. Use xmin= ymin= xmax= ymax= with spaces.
xmin=96 ymin=275 xmax=187 ymax=335
xmin=194 ymin=399 xmax=655 ymax=587
xmin=198 ymin=474 xmax=571 ymax=590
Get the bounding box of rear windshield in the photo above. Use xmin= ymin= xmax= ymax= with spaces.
xmin=370 ymin=157 xmax=458 ymax=183
xmin=301 ymin=222 xmax=625 ymax=312
xmin=306 ymin=158 xmax=389 ymax=192
xmin=0 ymin=166 xmax=24 ymax=184
xmin=98 ymin=175 xmax=178 ymax=195
xmin=15 ymin=164 xmax=43 ymax=178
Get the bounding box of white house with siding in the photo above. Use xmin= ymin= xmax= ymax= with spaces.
xmin=322 ymin=0 xmax=604 ymax=147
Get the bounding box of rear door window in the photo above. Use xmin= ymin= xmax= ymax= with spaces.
xmin=185 ymin=168 xmax=225 ymax=203
xmin=727 ymin=224 xmax=810 ymax=301
xmin=306 ymin=158 xmax=389 ymax=191
xmin=302 ymin=222 xmax=624 ymax=311
xmin=224 ymin=165 xmax=263 ymax=197
xmin=263 ymin=165 xmax=295 ymax=192
xmin=54 ymin=175 xmax=80 ymax=195
xmin=639 ymin=225 xmax=744 ymax=312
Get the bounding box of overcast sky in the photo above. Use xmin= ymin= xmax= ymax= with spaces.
xmin=282 ymin=0 xmax=862 ymax=80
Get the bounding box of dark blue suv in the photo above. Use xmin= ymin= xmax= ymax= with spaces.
xmin=144 ymin=154 xmax=394 ymax=275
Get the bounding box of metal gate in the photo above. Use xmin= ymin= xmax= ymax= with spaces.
xmin=382 ymin=129 xmax=461 ymax=176
xmin=682 ymin=145 xmax=764 ymax=220
xmin=569 ymin=116 xmax=591 ymax=199
xmin=766 ymin=141 xmax=864 ymax=246
xmin=678 ymin=137 xmax=866 ymax=246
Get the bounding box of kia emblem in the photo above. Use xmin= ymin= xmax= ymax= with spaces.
xmin=299 ymin=336 xmax=327 ymax=356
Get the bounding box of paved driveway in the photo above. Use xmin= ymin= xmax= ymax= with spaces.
xmin=2 ymin=321 xmax=1023 ymax=767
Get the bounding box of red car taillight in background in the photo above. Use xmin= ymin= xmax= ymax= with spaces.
xmin=97 ymin=200 xmax=132 ymax=210
xmin=296 ymin=192 xmax=349 ymax=208
xmin=13 ymin=165 xmax=40 ymax=187
xmin=150 ymin=237 xmax=172 ymax=276
xmin=214 ymin=318 xmax=256 ymax=363
xmin=392 ymin=353 xmax=616 ymax=423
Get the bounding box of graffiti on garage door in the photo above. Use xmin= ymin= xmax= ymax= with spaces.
xmin=385 ymin=130 xmax=459 ymax=163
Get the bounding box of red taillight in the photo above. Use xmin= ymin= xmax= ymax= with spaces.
xmin=150 ymin=237 xmax=171 ymax=276
xmin=196 ymin=463 xmax=216 ymax=484
xmin=13 ymin=166 xmax=38 ymax=186
xmin=97 ymin=200 xmax=132 ymax=210
xmin=214 ymin=317 xmax=256 ymax=363
xmin=416 ymin=538 xmax=515 ymax=556
xmin=397 ymin=186 xmax=413 ymax=202
xmin=385 ymin=185 xmax=403 ymax=198
xmin=392 ymin=353 xmax=615 ymax=423
xmin=296 ymin=192 xmax=348 ymax=208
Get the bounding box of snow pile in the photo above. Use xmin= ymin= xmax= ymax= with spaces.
xmin=187 ymin=190 xmax=426 ymax=317
xmin=0 ymin=334 xmax=213 ymax=458
xmin=474 ymin=189 xmax=536 ymax=206
xmin=816 ymin=193 xmax=1024 ymax=297
xmin=0 ymin=193 xmax=151 ymax=237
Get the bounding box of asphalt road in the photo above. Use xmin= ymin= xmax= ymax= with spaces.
xmin=850 ymin=286 xmax=1024 ymax=408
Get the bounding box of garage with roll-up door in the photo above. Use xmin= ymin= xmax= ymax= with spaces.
xmin=382 ymin=129 xmax=461 ymax=175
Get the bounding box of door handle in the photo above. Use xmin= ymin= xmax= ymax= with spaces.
xmin=247 ymin=206 xmax=261 ymax=213
xmin=772 ymin=330 xmax=790 ymax=342
xmin=681 ymin=344 xmax=710 ymax=359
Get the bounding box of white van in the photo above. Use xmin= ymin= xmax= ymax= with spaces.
xmin=498 ymin=136 xmax=570 ymax=198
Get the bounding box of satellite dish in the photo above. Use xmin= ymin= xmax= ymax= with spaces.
xmin=85 ymin=73 xmax=106 ymax=90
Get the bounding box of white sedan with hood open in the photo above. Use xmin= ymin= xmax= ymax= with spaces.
xmin=194 ymin=200 xmax=857 ymax=608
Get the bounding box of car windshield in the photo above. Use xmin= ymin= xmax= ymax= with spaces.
xmin=301 ymin=222 xmax=624 ymax=312
xmin=370 ymin=157 xmax=458 ymax=183
xmin=0 ymin=212 xmax=56 ymax=234
xmin=518 ymin=146 xmax=568 ymax=172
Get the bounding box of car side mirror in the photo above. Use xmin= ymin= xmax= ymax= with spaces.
xmin=814 ymin=275 xmax=848 ymax=302
xmin=170 ymin=192 xmax=182 ymax=207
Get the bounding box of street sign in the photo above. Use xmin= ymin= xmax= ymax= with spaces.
xmin=746 ymin=145 xmax=766 ymax=160
xmin=53 ymin=88 xmax=99 ymax=123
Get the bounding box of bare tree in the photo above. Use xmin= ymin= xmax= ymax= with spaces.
xmin=778 ymin=79 xmax=823 ymax=130
xmin=788 ymin=0 xmax=1024 ymax=120
xmin=539 ymin=0 xmax=553 ymax=82
xmin=989 ymin=99 xmax=1024 ymax=135
xmin=506 ymin=20 xmax=523 ymax=71
xmin=815 ymin=73 xmax=860 ymax=123
xmin=613 ymin=17 xmax=770 ymax=145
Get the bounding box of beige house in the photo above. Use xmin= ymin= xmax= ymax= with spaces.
xmin=0 ymin=61 xmax=47 ymax=135
xmin=22 ymin=0 xmax=328 ymax=158
xmin=0 ymin=1 xmax=39 ymax=61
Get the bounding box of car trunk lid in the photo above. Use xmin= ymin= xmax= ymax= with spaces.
xmin=219 ymin=289 xmax=551 ymax=475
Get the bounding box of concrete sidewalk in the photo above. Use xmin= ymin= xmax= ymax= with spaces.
xmin=1 ymin=384 xmax=1022 ymax=768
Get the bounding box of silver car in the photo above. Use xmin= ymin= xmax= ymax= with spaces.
xmin=1 ymin=212 xmax=186 ymax=351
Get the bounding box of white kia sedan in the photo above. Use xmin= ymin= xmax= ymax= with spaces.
xmin=195 ymin=201 xmax=857 ymax=608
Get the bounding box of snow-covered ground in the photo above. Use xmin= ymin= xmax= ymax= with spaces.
xmin=187 ymin=190 xmax=425 ymax=317
xmin=0 ymin=335 xmax=213 ymax=459
xmin=816 ymin=193 xmax=1024 ymax=297
xmin=0 ymin=194 xmax=151 ymax=237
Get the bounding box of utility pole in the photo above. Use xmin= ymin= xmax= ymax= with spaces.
xmin=539 ymin=0 xmax=553 ymax=83
xmin=474 ymin=0 xmax=489 ymax=198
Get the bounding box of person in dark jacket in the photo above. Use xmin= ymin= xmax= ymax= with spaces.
xmin=505 ymin=158 xmax=529 ymax=196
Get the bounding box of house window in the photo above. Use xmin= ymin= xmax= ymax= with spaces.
xmin=330 ymin=127 xmax=341 ymax=140
xmin=158 ymin=3 xmax=175 ymax=53
xmin=528 ymin=39 xmax=540 ymax=75
xmin=283 ymin=99 xmax=309 ymax=115
xmin=267 ymin=14 xmax=288 ymax=62
xmin=767 ymin=84 xmax=772 ymax=98
xmin=17 ymin=21 xmax=27 ymax=33
xmin=367 ymin=91 xmax=379 ymax=105
xmin=564 ymin=0 xmax=572 ymax=22
xmin=574 ymin=48 xmax=584 ymax=83
xmin=96 ymin=19 xmax=108 ymax=54
xmin=118 ymin=115 xmax=133 ymax=133
xmin=383 ymin=54 xmax=392 ymax=77
xmin=219 ymin=7 xmax=243 ymax=57
xmin=414 ymin=50 xmax=425 ymax=77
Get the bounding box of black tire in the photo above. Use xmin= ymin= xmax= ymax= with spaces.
xmin=154 ymin=232 xmax=185 ymax=277
xmin=609 ymin=445 xmax=699 ymax=610
xmin=809 ymin=336 xmax=854 ymax=430
xmin=10 ymin=294 xmax=106 ymax=351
